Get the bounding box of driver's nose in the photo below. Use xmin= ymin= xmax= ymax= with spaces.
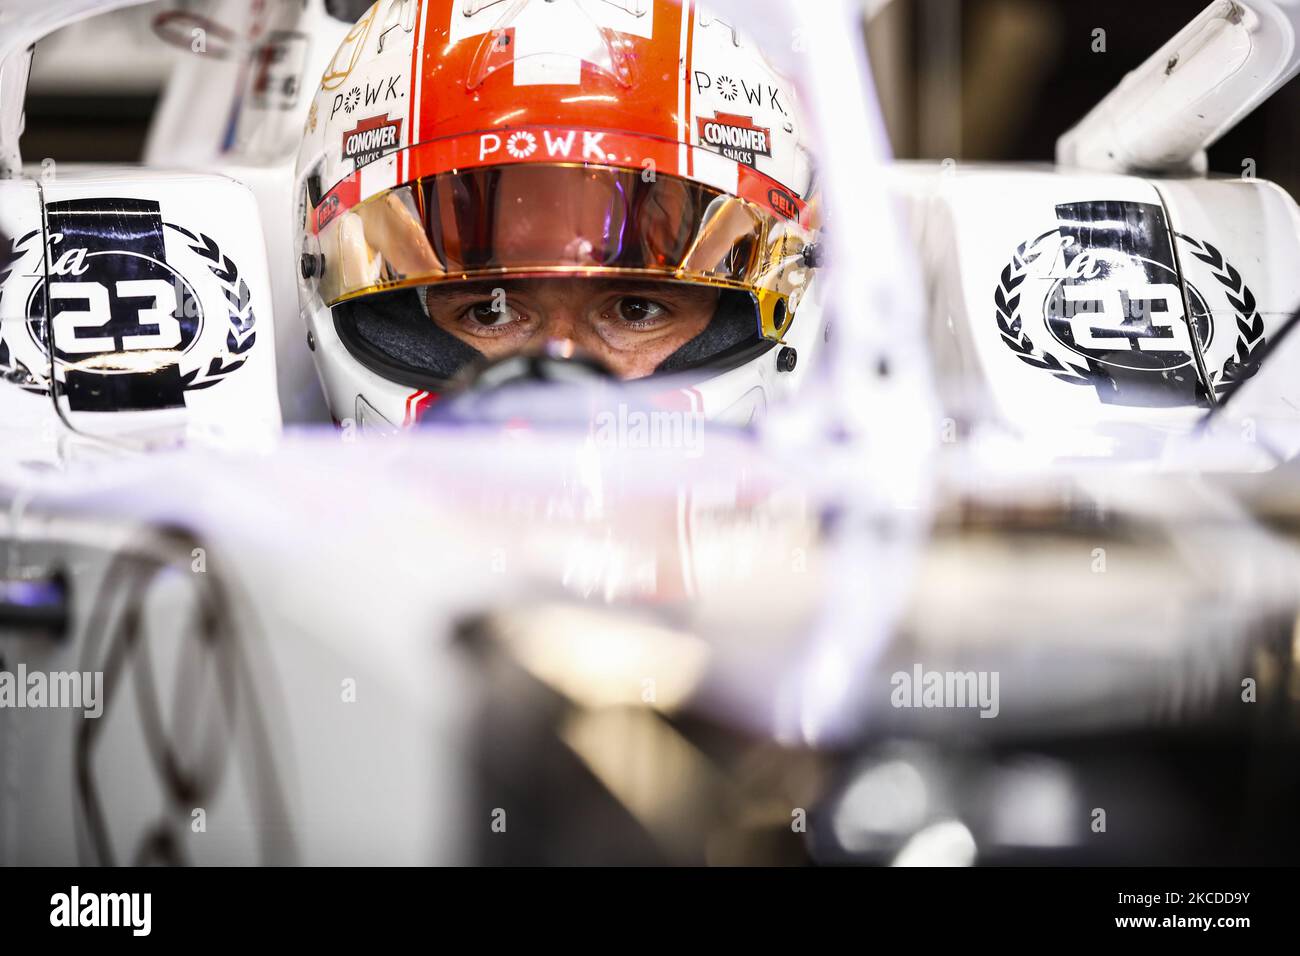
xmin=544 ymin=338 xmax=579 ymax=361
xmin=529 ymin=306 xmax=583 ymax=346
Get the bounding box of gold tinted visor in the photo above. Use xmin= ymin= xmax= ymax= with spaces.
xmin=313 ymin=164 xmax=814 ymax=339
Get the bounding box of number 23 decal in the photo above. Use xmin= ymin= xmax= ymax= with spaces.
xmin=48 ymin=279 xmax=183 ymax=355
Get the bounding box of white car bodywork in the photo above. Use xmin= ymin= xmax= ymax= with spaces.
xmin=889 ymin=163 xmax=1300 ymax=458
xmin=1 ymin=0 xmax=1299 ymax=865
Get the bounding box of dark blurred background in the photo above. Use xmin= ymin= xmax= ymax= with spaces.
xmin=20 ymin=2 xmax=167 ymax=164
xmin=19 ymin=0 xmax=1300 ymax=194
xmin=868 ymin=0 xmax=1300 ymax=193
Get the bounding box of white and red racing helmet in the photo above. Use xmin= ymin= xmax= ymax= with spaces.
xmin=294 ymin=0 xmax=824 ymax=428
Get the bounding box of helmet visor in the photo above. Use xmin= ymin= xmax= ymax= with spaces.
xmin=310 ymin=162 xmax=814 ymax=342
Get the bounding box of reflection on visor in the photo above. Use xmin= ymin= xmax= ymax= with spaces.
xmin=311 ymin=164 xmax=813 ymax=340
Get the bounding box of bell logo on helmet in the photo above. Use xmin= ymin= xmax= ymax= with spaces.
xmin=767 ymin=187 xmax=798 ymax=221
xmin=342 ymin=114 xmax=404 ymax=168
xmin=315 ymin=193 xmax=343 ymax=232
xmin=696 ymin=112 xmax=772 ymax=168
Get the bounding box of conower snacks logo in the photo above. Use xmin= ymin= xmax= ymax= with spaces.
xmin=696 ymin=112 xmax=772 ymax=168
xmin=343 ymin=114 xmax=403 ymax=168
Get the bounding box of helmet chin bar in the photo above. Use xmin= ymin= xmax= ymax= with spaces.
xmin=458 ymin=343 xmax=620 ymax=390
xmin=422 ymin=347 xmax=621 ymax=428
xmin=654 ymin=291 xmax=771 ymax=374
xmin=333 ymin=288 xmax=483 ymax=391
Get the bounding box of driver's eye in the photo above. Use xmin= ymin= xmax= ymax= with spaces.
xmin=466 ymin=302 xmax=521 ymax=327
xmin=615 ymin=297 xmax=667 ymax=323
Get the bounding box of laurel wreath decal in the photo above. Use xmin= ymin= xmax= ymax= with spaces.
xmin=0 ymin=224 xmax=256 ymax=397
xmin=994 ymin=229 xmax=1264 ymax=400
xmin=1174 ymin=233 xmax=1266 ymax=398
xmin=995 ymin=230 xmax=1095 ymax=386
xmin=163 ymin=223 xmax=257 ymax=391
xmin=0 ymin=229 xmax=49 ymax=394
